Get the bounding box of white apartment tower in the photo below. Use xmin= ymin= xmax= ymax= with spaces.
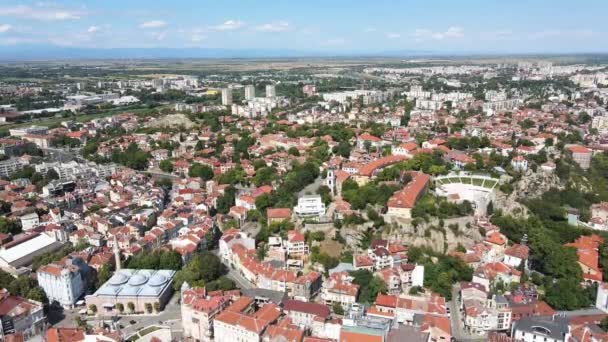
xmin=221 ymin=88 xmax=233 ymax=105
xmin=245 ymin=85 xmax=256 ymax=100
xmin=266 ymin=84 xmax=276 ymax=98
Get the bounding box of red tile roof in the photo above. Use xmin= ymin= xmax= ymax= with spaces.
xmin=387 ymin=172 xmax=430 ymax=209
xmin=283 ymin=299 xmax=330 ymax=318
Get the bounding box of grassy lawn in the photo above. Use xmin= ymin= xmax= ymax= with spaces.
xmin=483 ymin=180 xmax=498 ymax=189
xmin=472 ymin=178 xmax=484 ymax=186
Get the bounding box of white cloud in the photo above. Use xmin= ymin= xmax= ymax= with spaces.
xmin=0 ymin=24 xmax=11 ymax=33
xmin=255 ymin=21 xmax=291 ymax=33
xmin=413 ymin=26 xmax=464 ymax=41
xmin=140 ymin=20 xmax=167 ymax=29
xmin=87 ymin=25 xmax=100 ymax=33
xmin=212 ymin=20 xmax=244 ymax=31
xmin=0 ymin=4 xmax=82 ymax=21
xmin=364 ymin=27 xmax=377 ymax=33
xmin=386 ymin=32 xmax=401 ymax=39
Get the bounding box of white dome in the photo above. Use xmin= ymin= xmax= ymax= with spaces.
xmin=128 ymin=274 xmax=149 ymax=286
xmin=108 ymin=273 xmax=129 ymax=286
xmin=148 ymin=274 xmax=168 ymax=287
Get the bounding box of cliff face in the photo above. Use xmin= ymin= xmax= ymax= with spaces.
xmin=514 ymin=169 xmax=564 ymax=200
xmin=493 ymin=169 xmax=566 ymax=217
xmin=383 ymin=216 xmax=481 ymax=254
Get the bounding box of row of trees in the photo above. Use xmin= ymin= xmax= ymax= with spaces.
xmin=125 ymin=250 xmax=183 ymax=271
xmin=172 ymin=252 xmax=235 ymax=291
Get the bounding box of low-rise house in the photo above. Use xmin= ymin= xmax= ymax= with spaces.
xmin=321 ymin=272 xmax=359 ymax=308
xmin=286 ymin=230 xmax=309 ymax=257
xmin=180 ymin=284 xmax=231 ymax=342
xmin=267 ymin=208 xmax=292 ymax=225
xmin=0 ymin=289 xmax=45 ymax=340
xmin=283 ymin=299 xmax=331 ymax=328
xmin=503 ymin=244 xmax=529 ymax=269
xmin=565 ymin=234 xmax=604 ymax=284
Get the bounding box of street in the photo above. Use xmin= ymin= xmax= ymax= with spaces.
xmin=226 ymin=266 xmax=254 ymax=290
xmin=448 ymin=285 xmax=486 ymax=342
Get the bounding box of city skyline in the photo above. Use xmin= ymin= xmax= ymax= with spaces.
xmin=0 ymin=0 xmax=607 ymax=58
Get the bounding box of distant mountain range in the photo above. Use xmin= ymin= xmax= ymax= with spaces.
xmin=0 ymin=45 xmax=441 ymax=61
xmin=0 ymin=45 xmax=606 ymax=61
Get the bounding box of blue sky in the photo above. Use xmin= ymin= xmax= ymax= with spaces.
xmin=0 ymin=0 xmax=606 ymax=53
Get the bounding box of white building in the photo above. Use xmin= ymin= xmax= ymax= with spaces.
xmin=221 ymin=88 xmax=233 ymax=106
xmin=0 ymin=232 xmax=63 ymax=275
xmin=293 ymin=195 xmax=326 ymax=219
xmin=19 ymin=212 xmax=39 ymax=231
xmin=266 ymin=84 xmax=276 ymax=98
xmin=37 ymin=258 xmax=86 ymax=308
xmin=511 ymin=155 xmax=528 ymax=172
xmin=245 ymin=85 xmax=256 ymax=100
xmin=596 ymin=282 xmax=608 ymax=313
xmin=218 ymin=229 xmax=256 ymax=263
xmin=9 ymin=125 xmax=48 ymax=138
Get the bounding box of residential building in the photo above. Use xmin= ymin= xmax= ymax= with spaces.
xmin=266 ymin=85 xmax=276 ymax=98
xmin=37 ymin=257 xmax=88 ymax=308
xmin=286 ymin=230 xmax=309 ymax=256
xmin=0 ymin=289 xmax=45 ymax=340
xmin=293 ymin=195 xmax=325 ymax=219
xmin=322 ymin=272 xmax=359 ymax=308
xmin=222 ymin=88 xmax=233 ymax=106
xmin=567 ymin=145 xmax=593 ymax=170
xmin=503 ymin=244 xmax=529 ymax=269
xmin=245 ymin=85 xmax=256 ymax=100
xmin=181 ymin=284 xmax=230 ymax=342
xmin=283 ymin=299 xmax=331 ymax=328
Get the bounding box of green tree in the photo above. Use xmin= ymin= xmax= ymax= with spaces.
xmin=115 ymin=303 xmax=124 ymax=313
xmin=145 ymin=303 xmax=153 ymax=314
xmin=127 ymin=302 xmax=135 ymax=313
xmin=0 ymin=217 xmax=21 ymax=235
xmin=188 ymin=163 xmax=214 ymax=181
xmin=332 ymin=302 xmax=344 ymax=315
xmin=252 ymin=167 xmax=277 ymax=187
xmin=153 ymin=302 xmax=161 ymax=313
xmin=173 ymin=252 xmax=227 ymax=290
xmin=89 ymin=304 xmax=97 ymax=314
xmin=159 ymin=160 xmax=174 ymax=173
xmin=159 ymin=250 xmax=183 ymax=270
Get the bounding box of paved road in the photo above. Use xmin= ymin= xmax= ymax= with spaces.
xmin=298 ymin=176 xmax=323 ymax=197
xmin=448 ymin=285 xmax=486 ymax=342
xmin=212 ymin=248 xmax=254 ymax=290
xmin=226 ymin=267 xmax=254 ymax=290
